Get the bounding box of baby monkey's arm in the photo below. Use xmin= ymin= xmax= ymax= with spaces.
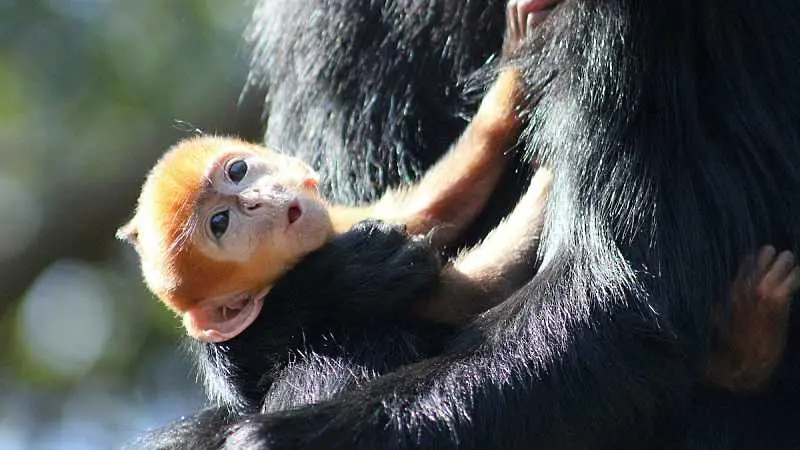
xmin=334 ymin=0 xmax=558 ymax=245
xmin=403 ymin=0 xmax=556 ymax=323
xmin=330 ymin=46 xmax=524 ymax=247
xmin=413 ymin=168 xmax=552 ymax=324
xmin=369 ymin=70 xmax=521 ymax=247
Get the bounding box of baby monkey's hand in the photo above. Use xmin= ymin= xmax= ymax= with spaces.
xmin=706 ymin=246 xmax=799 ymax=391
xmin=289 ymin=220 xmax=443 ymax=320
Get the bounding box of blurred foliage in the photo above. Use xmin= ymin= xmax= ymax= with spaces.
xmin=0 ymin=0 xmax=261 ymax=448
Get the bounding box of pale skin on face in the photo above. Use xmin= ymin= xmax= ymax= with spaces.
xmin=179 ymin=148 xmax=335 ymax=342
xmin=194 ymin=150 xmax=332 ymax=265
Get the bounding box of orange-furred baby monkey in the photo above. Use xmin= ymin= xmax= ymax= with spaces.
xmin=118 ymin=67 xmax=529 ymax=343
xmin=119 ymin=0 xmax=798 ymax=391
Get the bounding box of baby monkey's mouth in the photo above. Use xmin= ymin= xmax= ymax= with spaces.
xmin=287 ymin=201 xmax=302 ymax=224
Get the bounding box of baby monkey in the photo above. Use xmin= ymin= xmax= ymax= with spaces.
xmin=120 ymin=0 xmax=798 ymax=391
xmin=119 ymin=59 xmax=531 ymax=342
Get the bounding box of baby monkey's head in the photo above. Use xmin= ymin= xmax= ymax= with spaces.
xmin=118 ymin=136 xmax=330 ymax=342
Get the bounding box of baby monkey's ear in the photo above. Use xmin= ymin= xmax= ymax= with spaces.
xmin=116 ymin=219 xmax=140 ymax=250
xmin=182 ymin=287 xmax=270 ymax=343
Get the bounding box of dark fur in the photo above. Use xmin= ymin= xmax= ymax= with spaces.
xmin=144 ymin=0 xmax=800 ymax=448
xmin=198 ymin=220 xmax=454 ymax=410
xmin=138 ymin=221 xmax=454 ymax=448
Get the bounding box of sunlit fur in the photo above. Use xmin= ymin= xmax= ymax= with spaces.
xmin=122 ymin=137 xmax=303 ymax=313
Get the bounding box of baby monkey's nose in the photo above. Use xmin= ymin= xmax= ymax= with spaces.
xmin=238 ymin=190 xmax=266 ymax=214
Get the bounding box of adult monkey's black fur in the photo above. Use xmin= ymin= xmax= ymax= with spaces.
xmin=148 ymin=0 xmax=800 ymax=448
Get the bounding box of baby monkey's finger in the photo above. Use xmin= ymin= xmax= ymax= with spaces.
xmin=507 ymin=0 xmax=519 ymax=43
xmin=762 ymin=251 xmax=796 ymax=289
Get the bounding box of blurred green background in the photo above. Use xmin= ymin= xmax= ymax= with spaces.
xmin=0 ymin=1 xmax=262 ymax=448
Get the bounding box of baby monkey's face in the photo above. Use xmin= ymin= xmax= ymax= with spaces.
xmin=119 ymin=137 xmax=337 ymax=342
xmin=194 ymin=149 xmax=332 ymax=267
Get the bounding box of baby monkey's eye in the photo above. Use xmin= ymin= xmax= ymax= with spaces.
xmin=209 ymin=210 xmax=229 ymax=239
xmin=226 ymin=159 xmax=248 ymax=183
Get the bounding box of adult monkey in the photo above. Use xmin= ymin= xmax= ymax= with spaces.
xmin=239 ymin=0 xmax=800 ymax=448
xmin=140 ymin=0 xmax=800 ymax=448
